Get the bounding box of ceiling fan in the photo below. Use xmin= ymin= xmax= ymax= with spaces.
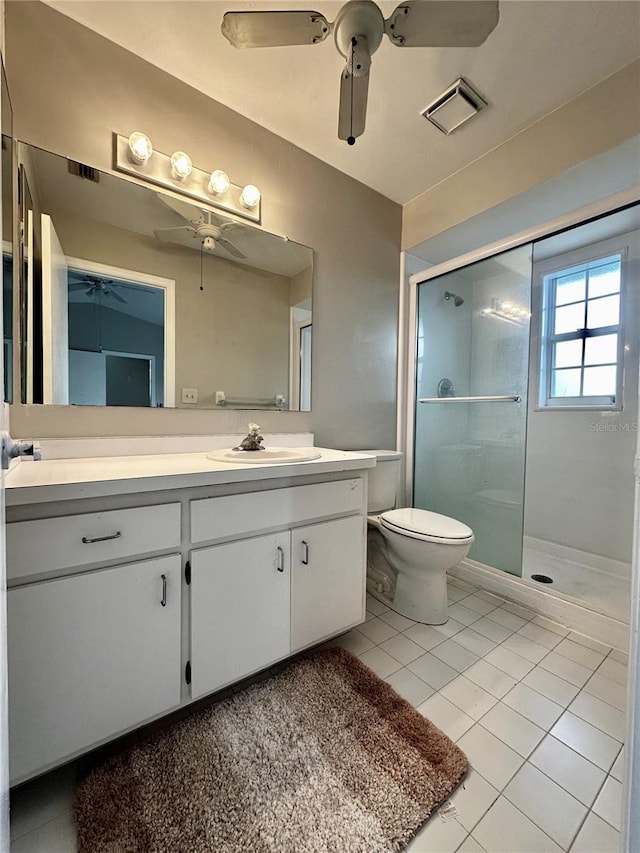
xmin=69 ymin=277 xmax=130 ymax=304
xmin=221 ymin=0 xmax=499 ymax=144
xmin=155 ymin=194 xmax=247 ymax=259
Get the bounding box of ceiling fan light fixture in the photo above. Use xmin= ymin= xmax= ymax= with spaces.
xmin=208 ymin=169 xmax=230 ymax=195
xmin=240 ymin=184 xmax=261 ymax=209
xmin=170 ymin=151 xmax=193 ymax=180
xmin=421 ymin=77 xmax=487 ymax=135
xmin=128 ymin=131 xmax=153 ymax=165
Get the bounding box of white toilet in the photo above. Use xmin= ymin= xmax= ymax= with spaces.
xmin=365 ymin=450 xmax=474 ymax=625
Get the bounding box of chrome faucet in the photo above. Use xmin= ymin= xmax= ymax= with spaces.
xmin=233 ymin=422 xmax=265 ymax=451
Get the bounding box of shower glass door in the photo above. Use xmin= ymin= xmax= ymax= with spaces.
xmin=413 ymin=245 xmax=532 ymax=575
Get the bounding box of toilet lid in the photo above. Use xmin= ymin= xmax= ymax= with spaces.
xmin=380 ymin=508 xmax=474 ymax=542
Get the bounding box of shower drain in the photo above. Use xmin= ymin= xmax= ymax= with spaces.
xmin=531 ymin=573 xmax=554 ymax=584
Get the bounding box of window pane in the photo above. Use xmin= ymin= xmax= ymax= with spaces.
xmin=554 ymin=339 xmax=582 ymax=368
xmin=583 ymin=365 xmax=617 ymax=396
xmin=555 ymin=272 xmax=586 ymax=306
xmin=587 ymin=294 xmax=620 ymax=329
xmin=555 ymin=302 xmax=584 ymax=334
xmin=584 ymin=334 xmax=618 ymax=366
xmin=588 ymin=260 xmax=620 ymax=298
xmin=552 ymin=368 xmax=581 ymax=397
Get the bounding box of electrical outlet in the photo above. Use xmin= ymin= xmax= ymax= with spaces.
xmin=181 ymin=387 xmax=198 ymax=404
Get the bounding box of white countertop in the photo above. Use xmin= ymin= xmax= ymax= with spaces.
xmin=5 ymin=447 xmax=376 ymax=505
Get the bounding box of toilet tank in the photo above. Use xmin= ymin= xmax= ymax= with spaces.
xmin=364 ymin=450 xmax=403 ymax=513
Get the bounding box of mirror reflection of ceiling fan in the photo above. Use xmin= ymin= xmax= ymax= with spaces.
xmin=221 ymin=0 xmax=499 ymax=144
xmin=68 ymin=276 xmax=149 ymax=304
xmin=154 ymin=194 xmax=247 ymax=259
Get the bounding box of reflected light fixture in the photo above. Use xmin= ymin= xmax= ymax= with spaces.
xmin=170 ymin=151 xmax=193 ymax=180
xmin=208 ymin=169 xmax=230 ymax=195
xmin=114 ymin=132 xmax=262 ymax=222
xmin=128 ymin=131 xmax=153 ymax=165
xmin=481 ymin=298 xmax=531 ymax=326
xmin=240 ymin=184 xmax=261 ymax=210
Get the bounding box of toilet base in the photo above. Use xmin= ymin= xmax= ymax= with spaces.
xmin=366 ymin=566 xmax=449 ymax=625
xmin=392 ymin=568 xmax=449 ymax=625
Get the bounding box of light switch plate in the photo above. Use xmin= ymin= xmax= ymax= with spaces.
xmin=181 ymin=388 xmax=198 ymax=404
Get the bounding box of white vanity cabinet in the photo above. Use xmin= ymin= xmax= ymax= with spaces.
xmin=291 ymin=515 xmax=364 ymax=651
xmin=8 ymin=554 xmax=182 ymax=782
xmin=5 ymin=456 xmax=371 ymax=784
xmin=188 ymin=477 xmax=366 ymax=697
xmin=190 ymin=532 xmax=291 ymax=699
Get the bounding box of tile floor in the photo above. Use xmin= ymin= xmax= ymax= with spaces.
xmin=9 ymin=578 xmax=628 ymax=852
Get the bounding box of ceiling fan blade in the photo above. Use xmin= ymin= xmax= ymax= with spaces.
xmin=217 ymin=237 xmax=246 ymax=259
xmin=219 ymin=221 xmax=243 ymax=234
xmin=154 ymin=226 xmax=197 ymax=241
xmin=68 ymin=282 xmax=87 ymax=292
xmin=221 ymin=11 xmax=331 ymax=49
xmin=110 ymin=290 xmax=128 ymax=304
xmin=385 ymin=1 xmax=499 ymax=47
xmin=338 ymin=66 xmax=370 ymax=144
xmin=155 ymin=192 xmax=203 ymax=225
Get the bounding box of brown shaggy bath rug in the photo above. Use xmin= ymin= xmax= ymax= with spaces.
xmin=75 ymin=647 xmax=468 ymax=852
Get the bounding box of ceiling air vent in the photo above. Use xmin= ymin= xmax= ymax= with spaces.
xmin=422 ymin=77 xmax=487 ymax=135
xmin=68 ymin=159 xmax=99 ymax=183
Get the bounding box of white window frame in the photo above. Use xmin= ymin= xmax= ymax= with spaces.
xmin=533 ymin=236 xmax=628 ymax=411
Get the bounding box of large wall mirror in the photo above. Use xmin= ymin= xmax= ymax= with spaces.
xmin=17 ymin=142 xmax=313 ymax=411
xmin=2 ymin=61 xmax=13 ymax=404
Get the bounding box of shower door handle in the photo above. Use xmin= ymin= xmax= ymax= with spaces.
xmin=418 ymin=395 xmax=521 ymax=403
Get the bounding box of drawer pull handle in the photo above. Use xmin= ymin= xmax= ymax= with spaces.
xmin=161 ymin=574 xmax=167 ymax=607
xmin=81 ymin=531 xmax=122 ymax=544
xmin=276 ymin=546 xmax=285 ymax=573
xmin=301 ymin=540 xmax=309 ymax=565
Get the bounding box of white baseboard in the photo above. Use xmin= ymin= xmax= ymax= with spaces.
xmin=452 ymin=558 xmax=629 ymax=651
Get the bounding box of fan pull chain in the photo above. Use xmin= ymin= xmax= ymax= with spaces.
xmin=200 ymin=239 xmax=204 ymax=291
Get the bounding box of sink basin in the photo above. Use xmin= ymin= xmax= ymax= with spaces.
xmin=207 ymin=448 xmax=322 ymax=464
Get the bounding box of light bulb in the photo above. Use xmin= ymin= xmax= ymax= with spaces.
xmin=240 ymin=184 xmax=261 ymax=209
xmin=208 ymin=170 xmax=230 ymax=195
xmin=128 ymin=132 xmax=153 ymax=165
xmin=171 ymin=151 xmax=193 ymax=180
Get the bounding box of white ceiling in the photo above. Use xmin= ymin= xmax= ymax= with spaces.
xmin=45 ymin=0 xmax=640 ymax=204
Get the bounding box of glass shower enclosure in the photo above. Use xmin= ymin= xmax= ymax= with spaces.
xmin=413 ymin=245 xmax=532 ymax=576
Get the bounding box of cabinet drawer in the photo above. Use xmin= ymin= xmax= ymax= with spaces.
xmin=7 ymin=503 xmax=181 ymax=581
xmin=191 ymin=478 xmax=364 ymax=543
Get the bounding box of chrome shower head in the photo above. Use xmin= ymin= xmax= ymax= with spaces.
xmin=444 ymin=291 xmax=464 ymax=307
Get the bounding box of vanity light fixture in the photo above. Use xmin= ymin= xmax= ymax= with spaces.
xmin=208 ymin=169 xmax=230 ymax=195
xmin=128 ymin=131 xmax=153 ymax=165
xmin=240 ymin=184 xmax=261 ymax=210
xmin=170 ymin=151 xmax=193 ymax=180
xmin=114 ymin=132 xmax=261 ymax=222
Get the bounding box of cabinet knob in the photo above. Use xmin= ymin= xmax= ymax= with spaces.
xmin=301 ymin=540 xmax=309 ymax=565
xmin=160 ymin=574 xmax=167 ymax=607
xmin=276 ymin=546 xmax=285 ymax=573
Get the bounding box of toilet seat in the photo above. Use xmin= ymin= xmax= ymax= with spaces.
xmin=380 ymin=508 xmax=474 ymax=544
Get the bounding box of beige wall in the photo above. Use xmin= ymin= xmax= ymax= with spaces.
xmin=403 ymin=60 xmax=640 ymax=253
xmin=5 ymin=1 xmax=401 ymax=446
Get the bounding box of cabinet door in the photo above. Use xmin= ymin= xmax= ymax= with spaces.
xmin=8 ymin=555 xmax=181 ymax=784
xmin=291 ymin=515 xmax=365 ymax=651
xmin=190 ymin=532 xmax=290 ymax=699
